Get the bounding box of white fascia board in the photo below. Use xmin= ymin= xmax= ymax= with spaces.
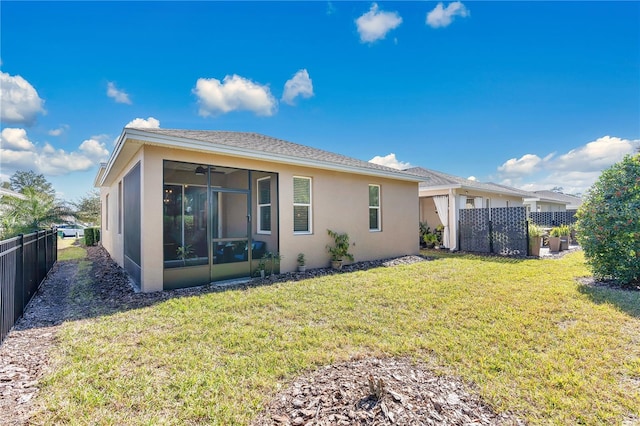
xmin=419 ymin=184 xmax=461 ymax=194
xmin=115 ymin=129 xmax=424 ymax=183
xmin=461 ymin=185 xmax=525 ymax=198
xmin=97 ymin=130 xmax=129 ymax=186
xmin=93 ymin=164 xmax=107 ymax=188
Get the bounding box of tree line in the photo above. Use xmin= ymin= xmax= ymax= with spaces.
xmin=0 ymin=170 xmax=100 ymax=240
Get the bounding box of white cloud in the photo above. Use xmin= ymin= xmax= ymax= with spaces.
xmin=368 ymin=153 xmax=412 ymax=170
xmin=467 ymin=176 xmax=477 ymax=181
xmin=193 ymin=75 xmax=277 ymax=117
xmin=282 ymin=69 xmax=314 ymax=106
xmin=107 ymin=82 xmax=132 ymax=104
xmin=496 ymin=136 xmax=639 ymax=194
xmin=48 ymin=125 xmax=69 ymax=136
xmin=551 ymin=136 xmax=635 ymax=172
xmin=0 ymin=71 xmax=46 ymax=125
xmin=0 ymin=128 xmax=109 ymax=176
xmin=125 ymin=117 xmax=160 ymax=129
xmin=426 ymin=1 xmax=469 ymax=28
xmin=497 ymin=154 xmax=544 ymax=178
xmin=79 ymin=139 xmax=110 ymax=159
xmin=1 ymin=128 xmax=36 ymax=151
xmin=355 ymin=3 xmax=403 ymax=43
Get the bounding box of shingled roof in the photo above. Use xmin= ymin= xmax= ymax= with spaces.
xmin=404 ymin=166 xmax=528 ymax=197
xmin=111 ymin=128 xmax=422 ymax=182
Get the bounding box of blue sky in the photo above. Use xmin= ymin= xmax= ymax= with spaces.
xmin=1 ymin=1 xmax=638 ymax=202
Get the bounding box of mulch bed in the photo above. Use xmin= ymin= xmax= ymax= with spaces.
xmin=1 ymin=246 xmax=527 ymax=425
xmin=252 ymin=357 xmax=525 ymax=426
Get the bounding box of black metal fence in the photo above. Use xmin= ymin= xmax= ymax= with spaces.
xmin=459 ymin=207 xmax=529 ymax=256
xmin=0 ymin=230 xmax=57 ymax=345
xmin=529 ymin=210 xmax=578 ymax=227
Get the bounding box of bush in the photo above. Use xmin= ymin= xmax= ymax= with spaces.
xmin=576 ymin=154 xmax=640 ymax=284
xmin=84 ymin=227 xmax=101 ymax=246
xmin=84 ymin=228 xmax=95 ymax=246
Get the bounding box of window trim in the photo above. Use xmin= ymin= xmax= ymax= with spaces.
xmin=256 ymin=176 xmax=271 ymax=234
xmin=368 ymin=184 xmax=381 ymax=232
xmin=293 ymin=176 xmax=312 ymax=235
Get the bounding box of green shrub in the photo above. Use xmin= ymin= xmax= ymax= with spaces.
xmin=576 ymin=154 xmax=640 ymax=284
xmin=84 ymin=227 xmax=100 ymax=246
xmin=528 ymin=223 xmax=544 ymax=238
xmin=550 ymin=224 xmax=570 ymax=237
xmin=84 ymin=228 xmax=95 ymax=246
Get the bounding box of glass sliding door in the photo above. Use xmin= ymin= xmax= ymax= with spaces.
xmin=211 ymin=190 xmax=252 ymax=281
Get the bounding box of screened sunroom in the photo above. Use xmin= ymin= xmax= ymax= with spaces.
xmin=162 ymin=160 xmax=279 ymax=289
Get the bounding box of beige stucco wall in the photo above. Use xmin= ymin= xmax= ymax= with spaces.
xmin=99 ymin=143 xmax=419 ymax=292
xmin=100 ymin=146 xmax=144 ymax=271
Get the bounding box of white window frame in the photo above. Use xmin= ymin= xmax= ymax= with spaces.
xmin=293 ymin=176 xmax=312 ymax=234
xmin=368 ymin=184 xmax=381 ymax=232
xmin=256 ymin=177 xmax=271 ymax=234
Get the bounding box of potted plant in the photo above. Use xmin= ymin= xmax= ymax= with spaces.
xmin=255 ymin=257 xmax=267 ymax=278
xmin=528 ymin=223 xmax=543 ymax=257
xmin=176 ymin=244 xmax=194 ymax=266
xmin=548 ymin=226 xmax=563 ymax=252
xmin=297 ymin=252 xmax=306 ymax=273
xmin=327 ymin=229 xmax=354 ymax=270
xmin=419 ymin=222 xmax=430 ymax=247
xmin=423 ymin=232 xmax=438 ymax=249
xmin=435 ymin=224 xmax=445 ymax=247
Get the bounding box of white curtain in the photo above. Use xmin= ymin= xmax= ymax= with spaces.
xmin=474 ymin=197 xmax=483 ymax=208
xmin=433 ymin=195 xmax=450 ymax=248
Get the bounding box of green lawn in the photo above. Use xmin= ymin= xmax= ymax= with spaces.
xmin=33 ymin=251 xmax=639 ymax=425
xmin=57 ymin=237 xmax=87 ymax=261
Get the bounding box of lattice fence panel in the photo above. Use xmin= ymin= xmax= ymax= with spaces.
xmin=459 ymin=208 xmax=491 ymax=253
xmin=491 ymin=207 xmax=528 ymax=256
xmin=529 ymin=210 xmax=577 ymax=227
xmin=529 ymin=212 xmax=554 ymax=227
xmin=555 ymin=210 xmax=577 ymax=225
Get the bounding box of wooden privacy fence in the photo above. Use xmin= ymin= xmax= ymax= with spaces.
xmin=0 ymin=230 xmax=57 ymax=345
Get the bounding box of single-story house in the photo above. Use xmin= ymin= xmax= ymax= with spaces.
xmin=531 ymin=190 xmax=582 ymax=211
xmin=404 ymin=167 xmax=570 ymax=251
xmin=488 ymin=184 xmax=571 ymax=213
xmin=94 ymin=128 xmax=421 ymax=292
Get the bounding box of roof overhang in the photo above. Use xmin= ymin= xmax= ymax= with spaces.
xmin=0 ymin=187 xmax=26 ymax=199
xmin=97 ymin=128 xmax=423 ymax=187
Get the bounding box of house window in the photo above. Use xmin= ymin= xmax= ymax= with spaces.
xmin=465 ymin=197 xmax=474 ymax=209
xmin=369 ymin=184 xmax=381 ymax=231
xmin=105 ymin=194 xmax=109 ymax=230
xmin=118 ymin=181 xmax=122 ymax=234
xmin=257 ymin=177 xmax=271 ymax=233
xmin=293 ymin=176 xmax=312 ymax=234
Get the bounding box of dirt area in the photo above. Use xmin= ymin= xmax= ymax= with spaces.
xmin=1 ymin=245 xmax=526 ymax=425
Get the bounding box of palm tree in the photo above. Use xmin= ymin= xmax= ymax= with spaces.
xmin=0 ymin=187 xmax=74 ymax=239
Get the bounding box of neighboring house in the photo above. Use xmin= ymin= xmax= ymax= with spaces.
xmin=405 ymin=167 xmax=529 ymax=251
xmin=488 ymin=184 xmax=571 ymax=213
xmin=405 ymin=167 xmax=571 ymax=251
xmin=532 ymin=190 xmax=582 ymax=210
xmin=94 ymin=128 xmax=421 ymax=292
xmin=0 ymin=187 xmax=26 ymax=199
